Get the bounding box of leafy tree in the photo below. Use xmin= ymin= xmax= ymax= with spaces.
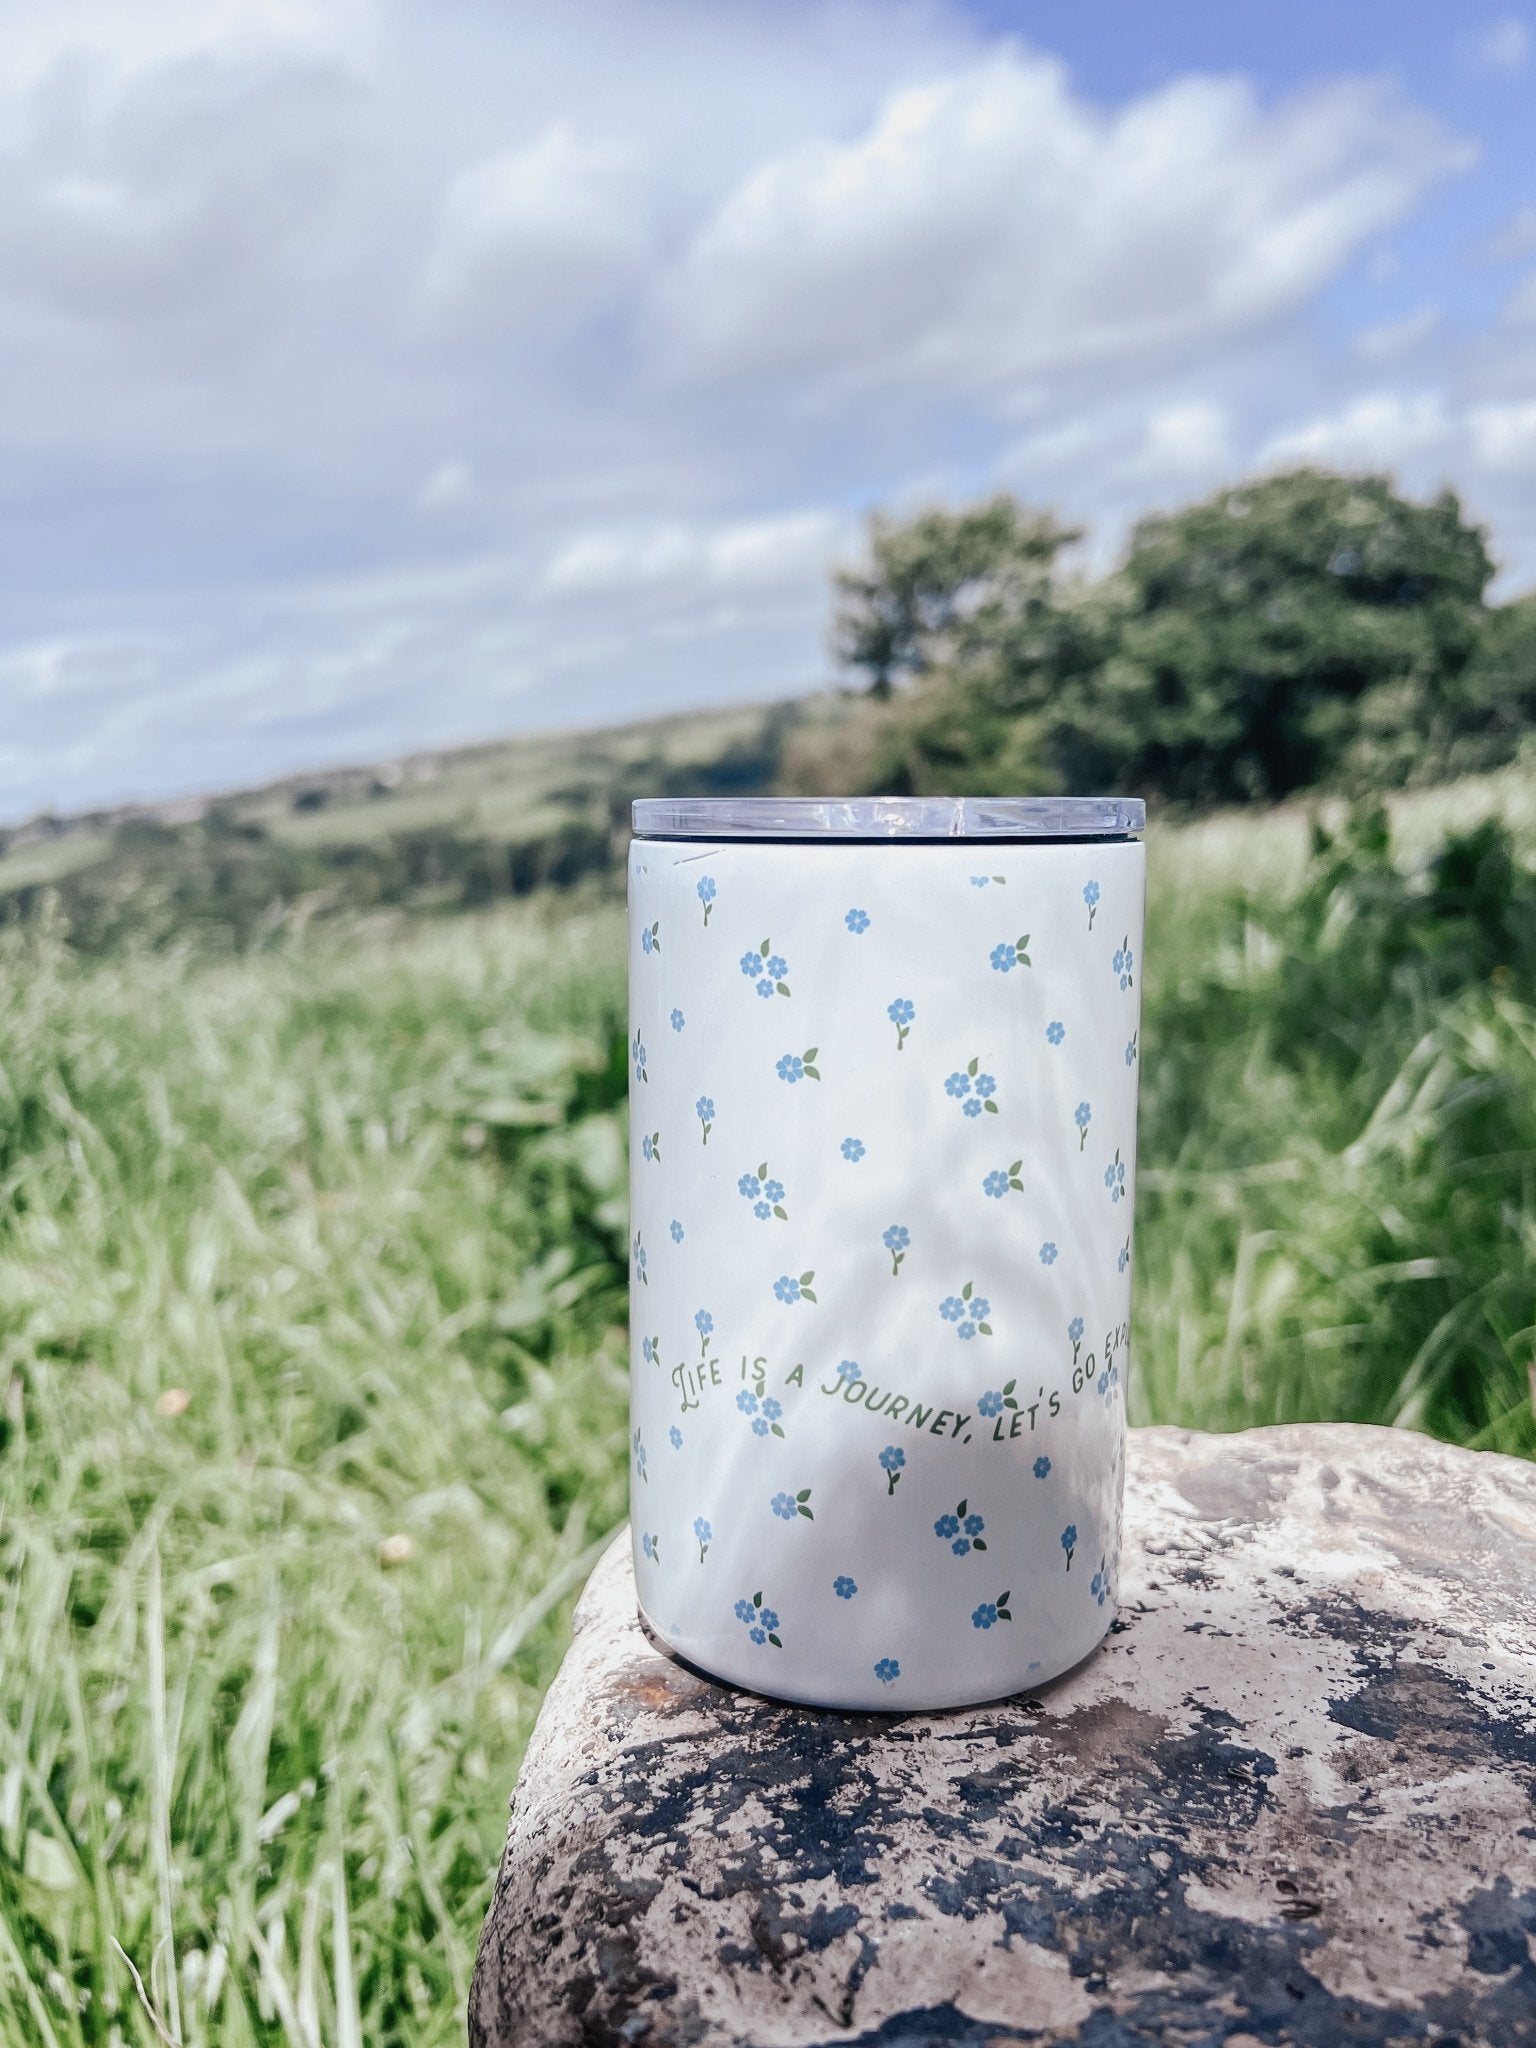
xmin=1054 ymin=470 xmax=1494 ymax=804
xmin=830 ymin=470 xmax=1505 ymax=806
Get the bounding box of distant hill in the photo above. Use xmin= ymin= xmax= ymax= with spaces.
xmin=0 ymin=695 xmax=848 ymax=950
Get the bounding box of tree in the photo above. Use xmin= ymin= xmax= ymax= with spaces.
xmin=832 ymin=498 xmax=1081 ymax=698
xmin=1055 ymin=471 xmax=1495 ymax=805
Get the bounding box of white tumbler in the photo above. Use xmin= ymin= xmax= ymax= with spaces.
xmin=626 ymin=796 xmax=1145 ymax=1710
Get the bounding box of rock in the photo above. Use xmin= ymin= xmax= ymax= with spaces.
xmin=470 ymin=1424 xmax=1536 ymax=2048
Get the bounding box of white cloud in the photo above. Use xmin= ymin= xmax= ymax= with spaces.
xmin=543 ymin=510 xmax=849 ymax=597
xmin=416 ymin=457 xmax=476 ymax=515
xmin=423 ymin=124 xmax=649 ymax=335
xmin=1467 ymin=401 xmax=1536 ymax=471
xmin=1468 ymin=17 xmax=1531 ymax=74
xmin=658 ymin=52 xmax=1465 ymax=396
xmin=1354 ymin=306 xmax=1439 ymax=362
xmin=1261 ymin=391 xmax=1456 ymax=471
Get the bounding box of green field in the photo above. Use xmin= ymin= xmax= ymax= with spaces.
xmin=0 ymin=773 xmax=1532 ymax=2043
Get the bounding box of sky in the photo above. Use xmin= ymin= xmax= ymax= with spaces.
xmin=1 ymin=0 xmax=1534 ymax=822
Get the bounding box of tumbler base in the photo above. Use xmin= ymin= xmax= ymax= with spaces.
xmin=635 ymin=1598 xmax=1114 ymax=1714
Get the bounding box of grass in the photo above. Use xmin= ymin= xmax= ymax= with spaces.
xmin=0 ymin=785 xmax=1532 ymax=2042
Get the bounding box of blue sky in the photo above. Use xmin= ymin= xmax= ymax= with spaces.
xmin=0 ymin=0 xmax=1533 ymax=820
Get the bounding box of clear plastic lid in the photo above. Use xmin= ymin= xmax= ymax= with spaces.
xmin=632 ymin=796 xmax=1144 ymax=841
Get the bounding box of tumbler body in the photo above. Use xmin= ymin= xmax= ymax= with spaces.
xmin=627 ymin=804 xmax=1144 ymax=1710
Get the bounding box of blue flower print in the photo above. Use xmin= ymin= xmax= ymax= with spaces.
xmin=774 ymin=1270 xmax=817 ymax=1304
xmin=634 ymin=1237 xmax=648 ymax=1285
xmin=736 ymin=1389 xmax=758 ymax=1414
xmin=642 ymin=1531 xmax=659 ymax=1563
xmin=776 ymin=1047 xmax=821 ymax=1082
xmin=736 ymin=1590 xmax=782 ymax=1648
xmin=669 ymin=1425 xmax=683 ymax=1449
xmin=983 ymin=1171 xmax=1008 ymax=1200
xmin=743 ymin=937 xmax=791 ymax=998
xmin=696 ymin=1096 xmax=715 ymax=1145
xmin=978 ymin=1390 xmax=1003 ymax=1418
xmin=974 ymin=1072 xmax=996 ymax=1100
xmin=1034 ymin=1455 xmax=1051 ymax=1479
xmin=641 ymin=920 xmax=660 ymax=955
xmin=971 ymin=1592 xmax=1013 ymax=1628
xmin=631 ymin=1030 xmax=648 ymax=1084
xmin=1068 ymin=1315 xmax=1085 ymax=1365
xmin=743 ymin=1390 xmax=785 ymax=1441
xmin=845 ymin=907 xmax=871 ymax=934
xmin=697 ymin=875 xmax=716 ymax=925
xmin=740 ymin=1161 xmax=787 ymax=1221
xmin=841 ymin=1136 xmax=865 ymax=1162
xmin=945 ymin=1071 xmax=971 ymax=1099
xmin=963 ymin=1098 xmax=982 ymax=1119
xmin=1105 ymin=1149 xmax=1127 ymax=1203
xmin=1061 ymin=1523 xmax=1078 ymax=1569
xmin=771 ymin=1488 xmax=814 ymax=1522
xmin=1097 ymin=1371 xmax=1109 ymax=1396
xmin=641 ymin=1334 xmax=655 ymax=1364
xmin=837 ymin=1358 xmax=862 ymax=1383
xmin=641 ymin=1131 xmax=659 ymax=1163
xmin=752 ymin=1415 xmax=769 ymax=1435
xmin=1090 ymin=1561 xmax=1108 ymax=1608
xmin=670 ymin=1218 xmax=684 ymax=1242
xmin=1075 ymin=1101 xmax=1092 ymax=1151
xmin=874 ymin=1658 xmax=900 ymax=1684
xmin=878 ymin=1444 xmax=905 ymax=1495
xmin=762 ymin=1397 xmax=782 ymax=1423
xmin=834 ymin=1576 xmax=858 ymax=1599
xmin=671 ymin=1008 xmax=685 ymax=1032
xmin=695 ymin=1308 xmax=714 ymax=1357
xmin=941 ymin=1282 xmax=992 ymax=1337
xmin=969 ymin=876 xmax=988 ymax=887
xmin=693 ymin=1517 xmax=712 ymax=1561
xmin=887 ymin=997 xmax=915 ymax=1050
xmin=990 ymin=932 xmax=1032 ymax=974
xmin=882 ymin=1223 xmax=910 ymax=1276
xmin=935 ymin=1500 xmax=987 ymax=1555
xmin=1046 ymin=1020 xmax=1065 ymax=1045
xmin=1039 ymin=1241 xmax=1058 ymax=1265
xmin=1112 ymin=935 xmax=1135 ymax=991
xmin=1125 ymin=1031 xmax=1138 ymax=1067
xmin=1083 ymin=878 xmax=1100 ymax=929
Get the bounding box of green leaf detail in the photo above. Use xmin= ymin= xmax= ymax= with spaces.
xmin=984 ymin=1098 xmax=999 ymax=1114
xmin=768 ymin=1633 xmax=782 ymax=1648
xmin=978 ymin=1322 xmax=993 ymax=1336
xmin=773 ymin=1205 xmax=787 ymax=1221
xmin=967 ymin=1057 xmax=979 ymax=1076
xmin=771 ymin=1423 xmax=784 ymax=1439
xmin=804 ymin=1047 xmax=818 ymax=1062
xmin=962 ymin=1281 xmax=973 ymax=1300
xmin=776 ymin=983 xmax=791 ymax=997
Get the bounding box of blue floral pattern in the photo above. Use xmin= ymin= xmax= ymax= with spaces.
xmin=773 ymin=1270 xmax=817 ymax=1304
xmin=626 ymin=834 xmax=1144 ymax=1705
xmin=776 ymin=1046 xmax=821 ymax=1083
xmin=933 ymin=1498 xmax=987 ymax=1556
xmin=735 ymin=1589 xmax=782 ymax=1648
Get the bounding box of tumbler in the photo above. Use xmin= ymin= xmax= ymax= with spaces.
xmin=627 ymin=796 xmax=1145 ymax=1710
